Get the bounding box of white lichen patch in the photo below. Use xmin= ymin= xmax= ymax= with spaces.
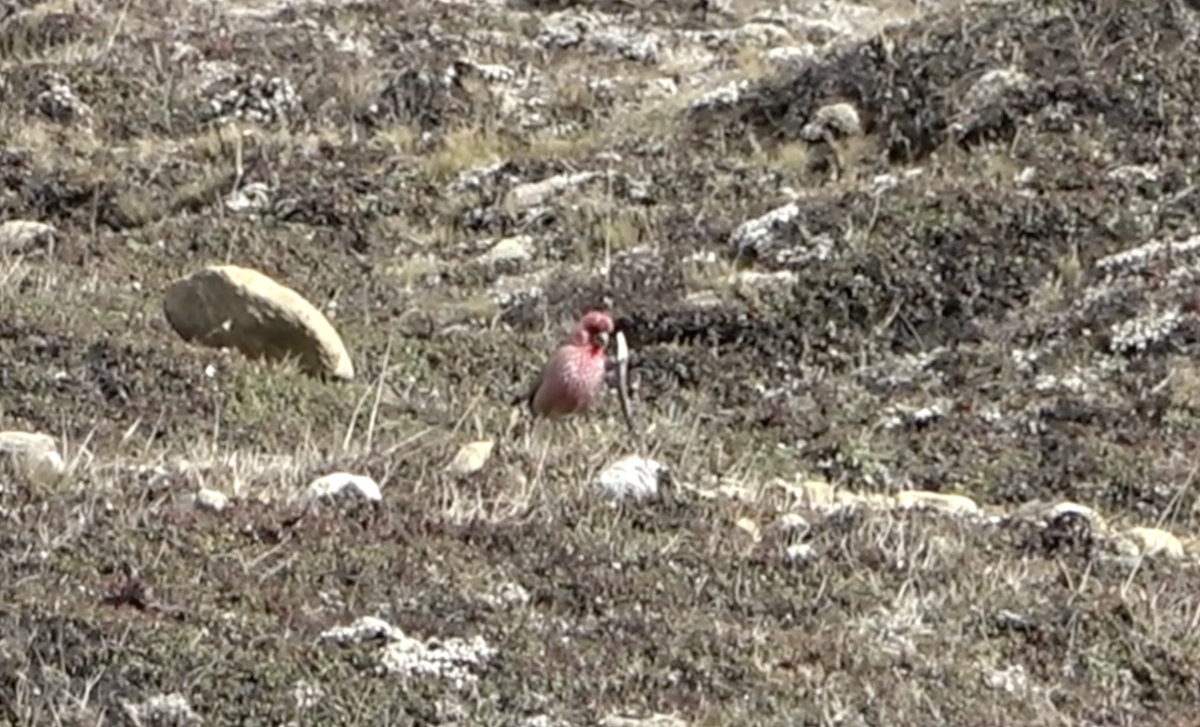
xmin=1108 ymin=308 xmax=1180 ymax=353
xmin=320 ymin=616 xmax=497 ymax=688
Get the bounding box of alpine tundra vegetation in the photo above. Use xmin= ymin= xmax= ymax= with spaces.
xmin=3 ymin=0 xmax=1200 ymax=724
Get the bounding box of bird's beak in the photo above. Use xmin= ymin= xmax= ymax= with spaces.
xmin=596 ymin=331 xmax=610 ymax=349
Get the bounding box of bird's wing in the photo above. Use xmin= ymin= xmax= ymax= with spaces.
xmin=512 ymin=355 xmax=551 ymax=411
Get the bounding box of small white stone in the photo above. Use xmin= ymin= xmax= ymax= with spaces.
xmin=0 ymin=219 xmax=57 ymax=254
xmin=319 ymin=615 xmax=398 ymax=644
xmin=319 ymin=615 xmax=497 ymax=688
xmin=193 ymin=488 xmax=229 ymax=512
xmin=595 ymin=456 xmax=668 ymax=502
xmin=446 ymin=440 xmax=495 ymax=475
xmin=306 ymin=472 xmax=381 ymax=503
xmin=477 ymin=235 xmax=535 ymax=266
xmin=505 ymin=172 xmax=598 ymax=211
xmin=0 ymin=431 xmax=65 ymax=484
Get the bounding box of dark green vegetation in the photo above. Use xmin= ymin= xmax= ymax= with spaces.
xmin=3 ymin=0 xmax=1200 ymax=723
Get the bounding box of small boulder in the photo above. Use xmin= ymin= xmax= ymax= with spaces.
xmin=446 ymin=440 xmax=495 ymax=475
xmin=305 ymin=472 xmax=381 ymax=503
xmin=162 ymin=265 xmax=354 ymax=380
xmin=192 ymin=488 xmax=229 ymax=512
xmin=594 ymin=456 xmax=669 ymax=502
xmin=0 ymin=219 xmax=57 ymax=255
xmin=0 ymin=430 xmax=66 ymax=485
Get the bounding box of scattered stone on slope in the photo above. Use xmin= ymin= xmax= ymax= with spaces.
xmin=1112 ymin=526 xmax=1185 ymax=560
xmin=504 ymin=171 xmax=601 ymax=212
xmin=35 ymin=70 xmax=93 ymax=126
xmin=949 ymin=67 xmax=1033 ymax=142
xmin=731 ymin=515 xmax=759 ymax=538
xmin=595 ymin=455 xmax=670 ymax=502
xmin=161 ymin=264 xmax=354 ymax=380
xmin=191 ymin=488 xmax=229 ymax=513
xmin=478 ymin=581 xmax=532 ymax=610
xmin=304 ymin=472 xmax=381 ymax=503
xmin=196 ymin=69 xmax=298 ymax=126
xmin=475 ymin=234 xmax=536 ymax=271
xmin=446 ymin=440 xmax=496 ymax=475
xmin=1008 ymin=499 xmax=1108 ymax=534
xmin=800 ymin=101 xmax=862 ymax=141
xmin=0 ymin=430 xmax=65 ymax=486
xmin=685 ymin=0 xmax=1200 ymax=167
xmin=361 ymin=60 xmax=505 ymax=133
xmin=0 ymin=219 xmax=56 ymax=255
xmin=728 ymin=200 xmax=836 ymax=263
xmin=319 ymin=615 xmax=497 ymax=687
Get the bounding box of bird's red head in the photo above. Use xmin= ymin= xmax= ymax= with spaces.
xmin=571 ymin=310 xmax=615 ymax=351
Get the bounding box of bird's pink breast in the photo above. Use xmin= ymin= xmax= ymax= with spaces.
xmin=531 ymin=344 xmax=607 ymax=416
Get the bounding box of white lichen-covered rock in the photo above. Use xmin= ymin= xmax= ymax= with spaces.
xmin=479 ymin=581 xmax=531 ymax=609
xmin=730 ymin=203 xmax=799 ymax=258
xmin=1010 ymin=500 xmax=1108 ymax=533
xmin=1095 ymin=234 xmax=1200 ymax=276
xmin=505 ymin=171 xmax=599 ymax=211
xmin=119 ymin=692 xmax=202 ymax=727
xmin=162 ymin=264 xmax=354 ymax=380
xmin=595 ymin=456 xmax=669 ymax=502
xmin=36 ymin=71 xmax=94 ymax=126
xmin=684 ymin=79 xmax=754 ymax=116
xmin=197 ymin=69 xmax=298 ymax=125
xmin=0 ymin=219 xmax=57 ymax=254
xmin=319 ymin=616 xmax=497 ymax=688
xmin=960 ymin=67 xmax=1032 ymax=112
xmin=476 ymin=235 xmax=535 ymax=267
xmin=446 ymin=440 xmax=495 ymax=475
xmin=305 ymin=472 xmax=381 ymax=503
xmin=949 ymin=67 xmax=1032 ymax=139
xmin=729 ymin=203 xmax=836 ymax=264
xmin=800 ymin=102 xmax=862 ymax=141
xmin=1107 ymin=308 xmax=1181 ymax=353
xmin=0 ymin=430 xmax=66 ymax=485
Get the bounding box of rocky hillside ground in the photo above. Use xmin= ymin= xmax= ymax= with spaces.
xmin=4 ymin=0 xmax=1200 ymax=723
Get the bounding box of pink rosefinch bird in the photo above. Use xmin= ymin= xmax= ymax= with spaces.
xmin=517 ymin=310 xmax=615 ymax=418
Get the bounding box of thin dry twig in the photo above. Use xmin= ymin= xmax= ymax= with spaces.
xmin=614 ymin=330 xmax=640 ymax=444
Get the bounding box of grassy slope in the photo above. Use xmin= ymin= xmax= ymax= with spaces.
xmin=3 ymin=0 xmax=1200 ymax=723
